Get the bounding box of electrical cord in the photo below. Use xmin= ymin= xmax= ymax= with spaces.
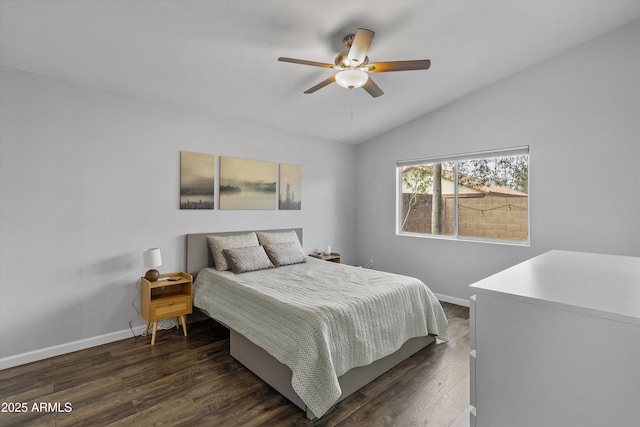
xmin=128 ymin=278 xmax=143 ymax=340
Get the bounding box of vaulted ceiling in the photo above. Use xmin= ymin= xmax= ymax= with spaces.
xmin=2 ymin=1 xmax=639 ymax=144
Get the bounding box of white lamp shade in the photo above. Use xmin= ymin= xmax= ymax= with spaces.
xmin=335 ymin=70 xmax=368 ymax=89
xmin=143 ymin=248 xmax=162 ymax=269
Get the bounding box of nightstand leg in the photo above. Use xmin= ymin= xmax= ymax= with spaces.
xmin=144 ymin=322 xmax=150 ymax=337
xmin=181 ymin=315 xmax=187 ymax=336
xmin=151 ymin=321 xmax=158 ymax=345
xmin=175 ymin=317 xmax=180 ymax=329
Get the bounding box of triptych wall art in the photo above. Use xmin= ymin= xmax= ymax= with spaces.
xmin=179 ymin=151 xmax=301 ymax=211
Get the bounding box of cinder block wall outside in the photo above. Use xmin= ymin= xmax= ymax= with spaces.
xmin=402 ymin=194 xmax=528 ymax=241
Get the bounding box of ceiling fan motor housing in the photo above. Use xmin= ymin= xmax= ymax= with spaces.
xmin=335 ymin=51 xmax=369 ymax=68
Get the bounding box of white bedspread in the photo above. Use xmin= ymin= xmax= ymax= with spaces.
xmin=192 ymin=257 xmax=448 ymax=417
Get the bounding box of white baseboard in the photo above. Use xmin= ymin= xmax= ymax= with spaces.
xmin=0 ymin=326 xmax=146 ymax=370
xmin=434 ymin=293 xmax=470 ymax=307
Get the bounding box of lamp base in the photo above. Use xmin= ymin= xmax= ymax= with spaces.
xmin=144 ymin=269 xmax=159 ymax=282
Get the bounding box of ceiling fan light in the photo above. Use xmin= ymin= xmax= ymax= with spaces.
xmin=335 ymin=70 xmax=368 ymax=89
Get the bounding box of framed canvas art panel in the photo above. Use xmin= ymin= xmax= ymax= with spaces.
xmin=180 ymin=151 xmax=215 ymax=209
xmin=279 ymin=163 xmax=301 ymax=210
xmin=219 ymin=156 xmax=276 ymax=210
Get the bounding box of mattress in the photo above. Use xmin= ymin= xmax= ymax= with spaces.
xmin=192 ymin=257 xmax=448 ymax=417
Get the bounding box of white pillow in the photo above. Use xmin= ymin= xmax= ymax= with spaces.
xmin=207 ymin=232 xmax=259 ymax=271
xmin=256 ymin=230 xmax=300 ymax=246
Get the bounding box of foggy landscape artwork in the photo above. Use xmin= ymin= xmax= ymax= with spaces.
xmin=220 ymin=156 xmax=276 ymax=210
xmin=279 ymin=164 xmax=301 ymax=210
xmin=180 ymin=151 xmax=215 ymax=209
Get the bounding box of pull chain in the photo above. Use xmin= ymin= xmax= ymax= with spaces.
xmin=349 ymin=88 xmax=354 ymax=123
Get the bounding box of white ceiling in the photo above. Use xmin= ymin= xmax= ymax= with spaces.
xmin=2 ymin=1 xmax=639 ymax=144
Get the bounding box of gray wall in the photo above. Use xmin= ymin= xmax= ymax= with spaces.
xmin=0 ymin=67 xmax=357 ymax=362
xmin=354 ymin=20 xmax=640 ymax=303
xmin=1 ymin=19 xmax=638 ymax=366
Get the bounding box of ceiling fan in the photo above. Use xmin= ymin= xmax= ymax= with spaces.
xmin=278 ymin=28 xmax=430 ymax=98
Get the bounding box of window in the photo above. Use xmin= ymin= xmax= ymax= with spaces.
xmin=397 ymin=147 xmax=529 ymax=245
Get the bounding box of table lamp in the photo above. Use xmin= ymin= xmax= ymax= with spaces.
xmin=143 ymin=248 xmax=162 ymax=281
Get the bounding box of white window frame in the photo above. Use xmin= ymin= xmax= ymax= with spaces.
xmin=396 ymin=146 xmax=530 ymax=246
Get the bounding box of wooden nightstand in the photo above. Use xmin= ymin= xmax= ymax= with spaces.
xmin=309 ymin=252 xmax=341 ymax=263
xmin=140 ymin=272 xmax=193 ymax=345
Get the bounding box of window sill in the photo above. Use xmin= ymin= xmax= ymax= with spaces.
xmin=396 ymin=231 xmax=530 ymax=247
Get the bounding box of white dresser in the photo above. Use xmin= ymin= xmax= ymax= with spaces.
xmin=469 ymin=250 xmax=640 ymax=427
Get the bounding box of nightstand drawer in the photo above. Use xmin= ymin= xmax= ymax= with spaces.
xmin=150 ymin=296 xmax=191 ymax=318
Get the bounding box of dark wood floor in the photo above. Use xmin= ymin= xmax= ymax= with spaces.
xmin=0 ymin=302 xmax=470 ymax=427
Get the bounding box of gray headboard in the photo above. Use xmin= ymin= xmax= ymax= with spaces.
xmin=185 ymin=228 xmax=303 ymax=277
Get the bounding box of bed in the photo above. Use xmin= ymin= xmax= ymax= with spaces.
xmin=186 ymin=229 xmax=448 ymax=419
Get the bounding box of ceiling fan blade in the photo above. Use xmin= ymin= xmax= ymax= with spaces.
xmin=367 ymin=60 xmax=431 ymax=72
xmin=347 ymin=28 xmax=375 ymax=66
xmin=304 ymin=76 xmax=336 ymax=94
xmin=362 ymin=77 xmax=384 ymax=98
xmin=278 ymin=57 xmax=334 ymax=68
